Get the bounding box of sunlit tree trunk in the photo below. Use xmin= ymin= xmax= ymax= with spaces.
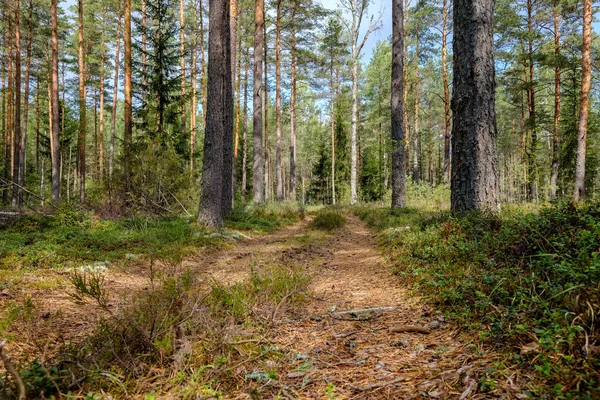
xmin=253 ymin=0 xmax=265 ymax=203
xmin=99 ymin=17 xmax=106 ymax=182
xmin=525 ymin=0 xmax=537 ymax=202
xmin=77 ymin=0 xmax=86 ymax=203
xmin=264 ymin=18 xmax=270 ymax=202
xmin=109 ymin=15 xmax=121 ymax=182
xmin=200 ymin=3 xmax=207 ymax=129
xmin=124 ymin=0 xmax=132 ymax=194
xmin=180 ymin=0 xmax=187 ymax=150
xmin=574 ymin=0 xmax=592 ymax=202
xmin=275 ymin=0 xmax=283 ymax=201
xmin=50 ymin=0 xmax=60 ymax=202
xmin=442 ymin=0 xmax=451 ymax=183
xmin=451 ymin=0 xmax=498 ymax=212
xmin=412 ymin=30 xmax=420 ymax=185
xmin=190 ymin=0 xmax=198 ymax=172
xmin=289 ymin=0 xmax=297 ymax=200
xmin=242 ymin=49 xmax=249 ymax=201
xmin=11 ymin=0 xmax=22 ymax=207
xmin=402 ymin=0 xmax=409 ymax=175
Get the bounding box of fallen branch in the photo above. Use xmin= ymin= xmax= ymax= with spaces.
xmin=332 ymin=306 xmax=398 ymax=316
xmin=388 ymin=325 xmax=431 ymax=334
xmin=0 ymin=340 xmax=26 ymax=400
xmin=351 ymin=376 xmax=405 ymax=391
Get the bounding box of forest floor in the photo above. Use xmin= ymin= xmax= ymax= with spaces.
xmin=1 ymin=209 xmax=532 ymax=399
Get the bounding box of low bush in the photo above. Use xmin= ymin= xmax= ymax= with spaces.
xmin=359 ymin=202 xmax=600 ymax=398
xmin=309 ymin=208 xmax=346 ymax=231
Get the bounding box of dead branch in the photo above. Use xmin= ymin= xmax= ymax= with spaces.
xmin=332 ymin=306 xmax=398 ymax=316
xmin=351 ymin=376 xmax=405 ymax=392
xmin=0 ymin=340 xmax=26 ymax=400
xmin=389 ymin=325 xmax=432 ymax=334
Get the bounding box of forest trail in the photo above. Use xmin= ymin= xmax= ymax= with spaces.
xmin=185 ymin=214 xmax=480 ymax=399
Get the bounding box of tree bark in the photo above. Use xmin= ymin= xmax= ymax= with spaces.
xmin=200 ymin=3 xmax=207 ymax=129
xmin=141 ymin=0 xmax=147 ymax=104
xmin=412 ymin=31 xmax=420 ymax=185
xmin=442 ymin=0 xmax=451 ymax=183
xmin=11 ymin=0 xmax=22 ymax=208
xmin=109 ymin=15 xmax=121 ymax=182
xmin=50 ymin=0 xmax=60 ymax=202
xmin=391 ymin=0 xmax=406 ymax=209
xmin=77 ymin=0 xmax=86 ymax=203
xmin=242 ymin=49 xmax=249 ymax=201
xmin=525 ymin=0 xmax=537 ymax=202
xmin=550 ymin=0 xmax=560 ymax=200
xmin=253 ymin=0 xmax=264 ymax=203
xmin=264 ymin=18 xmax=270 ymax=202
xmin=198 ymin=0 xmax=231 ymax=226
xmin=450 ymin=0 xmax=499 ymax=212
xmin=221 ymin=0 xmax=234 ymax=215
xmin=190 ymin=0 xmax=198 ymax=172
xmin=289 ymin=0 xmax=297 ymax=200
xmin=124 ymin=0 xmax=132 ymax=194
xmin=402 ymin=0 xmax=409 ymax=174
xmin=275 ymin=0 xmax=283 ymax=201
xmin=99 ymin=16 xmax=106 ymax=182
xmin=180 ymin=0 xmax=187 ymax=152
xmin=573 ymin=0 xmax=592 ymax=202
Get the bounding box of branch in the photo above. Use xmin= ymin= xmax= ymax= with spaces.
xmin=0 ymin=340 xmax=26 ymax=400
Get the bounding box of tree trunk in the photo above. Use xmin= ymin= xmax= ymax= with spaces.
xmin=200 ymin=3 xmax=207 ymax=129
xmin=190 ymin=0 xmax=198 ymax=172
xmin=221 ymin=0 xmax=234 ymax=216
xmin=99 ymin=18 xmax=105 ymax=182
xmin=50 ymin=0 xmax=60 ymax=202
xmin=525 ymin=0 xmax=537 ymax=202
xmin=350 ymin=9 xmax=359 ymax=204
xmin=391 ymin=0 xmax=406 ymax=208
xmin=198 ymin=0 xmax=231 ymax=226
xmin=402 ymin=0 xmax=409 ymax=175
xmin=289 ymin=0 xmax=297 ymax=201
xmin=330 ymin=58 xmax=336 ymax=205
xmin=412 ymin=31 xmax=420 ymax=185
xmin=264 ymin=18 xmax=270 ymax=202
xmin=442 ymin=0 xmax=451 ymax=183
xmin=550 ymin=0 xmax=560 ymax=200
xmin=242 ymin=49 xmax=249 ymax=201
xmin=77 ymin=0 xmax=86 ymax=203
xmin=450 ymin=0 xmax=498 ymax=212
xmin=573 ymin=0 xmax=592 ymax=202
xmin=109 ymin=15 xmax=121 ymax=181
xmin=231 ymin=0 xmax=238 ymax=197
xmin=253 ymin=0 xmax=264 ymax=203
xmin=180 ymin=0 xmax=187 ymax=151
xmin=4 ymin=11 xmax=13 ymax=206
xmin=11 ymin=0 xmax=22 ymax=208
xmin=141 ymin=0 xmax=147 ymax=103
xmin=275 ymin=0 xmax=283 ymax=201
xmin=124 ymin=0 xmax=132 ymax=194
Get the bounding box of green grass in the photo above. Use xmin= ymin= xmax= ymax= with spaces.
xmin=0 ymin=203 xmax=303 ymax=271
xmin=357 ymin=202 xmax=600 ymax=398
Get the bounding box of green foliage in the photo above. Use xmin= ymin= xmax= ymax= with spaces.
xmin=360 ymin=202 xmax=600 ymax=396
xmin=225 ymin=202 xmax=303 ymax=233
xmin=309 ymin=208 xmax=346 ymax=231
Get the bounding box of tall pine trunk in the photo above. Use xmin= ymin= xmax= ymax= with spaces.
xmin=99 ymin=17 xmax=105 ymax=182
xmin=253 ymin=0 xmax=264 ymax=203
xmin=289 ymin=0 xmax=297 ymax=201
xmin=242 ymin=49 xmax=249 ymax=201
xmin=180 ymin=0 xmax=187 ymax=150
xmin=275 ymin=0 xmax=283 ymax=201
xmin=573 ymin=0 xmax=592 ymax=201
xmin=221 ymin=0 xmax=234 ymax=215
xmin=451 ymin=0 xmax=498 ymax=212
xmin=198 ymin=0 xmax=232 ymax=226
xmin=525 ymin=0 xmax=537 ymax=201
xmin=11 ymin=0 xmax=22 ymax=208
xmin=190 ymin=0 xmax=198 ymax=172
xmin=550 ymin=0 xmax=560 ymax=200
xmin=442 ymin=0 xmax=451 ymax=183
xmin=391 ymin=0 xmax=406 ymax=208
xmin=50 ymin=0 xmax=60 ymax=202
xmin=77 ymin=0 xmax=86 ymax=203
xmin=412 ymin=30 xmax=420 ymax=185
xmin=123 ymin=0 xmax=132 ymax=194
xmin=264 ymin=19 xmax=270 ymax=202
xmin=109 ymin=15 xmax=121 ymax=182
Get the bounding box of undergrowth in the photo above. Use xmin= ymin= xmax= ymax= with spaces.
xmin=0 ymin=262 xmax=311 ymax=398
xmin=356 ymin=202 xmax=600 ymax=398
xmin=309 ymin=208 xmax=346 ymax=231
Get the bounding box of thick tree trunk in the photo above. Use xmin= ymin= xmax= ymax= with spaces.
xmin=550 ymin=0 xmax=560 ymax=200
xmin=275 ymin=0 xmax=283 ymax=201
xmin=442 ymin=0 xmax=451 ymax=183
xmin=450 ymin=0 xmax=499 ymax=212
xmin=50 ymin=0 xmax=60 ymax=202
xmin=253 ymin=0 xmax=264 ymax=203
xmin=391 ymin=0 xmax=406 ymax=209
xmin=573 ymin=0 xmax=592 ymax=202
xmin=11 ymin=0 xmax=22 ymax=207
xmin=221 ymin=0 xmax=234 ymax=215
xmin=124 ymin=0 xmax=132 ymax=194
xmin=77 ymin=0 xmax=86 ymax=203
xmin=109 ymin=15 xmax=121 ymax=181
xmin=198 ymin=0 xmax=231 ymax=226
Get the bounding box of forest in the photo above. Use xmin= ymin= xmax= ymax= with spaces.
xmin=0 ymin=0 xmax=599 ymax=398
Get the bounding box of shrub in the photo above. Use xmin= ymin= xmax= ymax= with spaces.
xmin=310 ymin=209 xmax=346 ymax=231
